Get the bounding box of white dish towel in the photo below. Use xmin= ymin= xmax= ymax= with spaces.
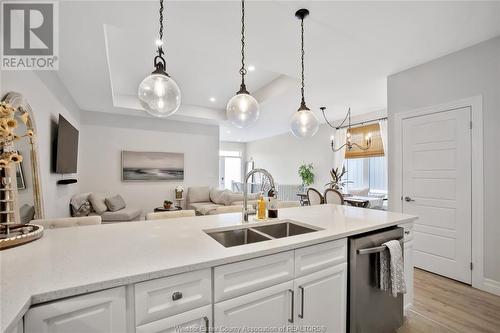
xmin=379 ymin=240 xmax=407 ymax=297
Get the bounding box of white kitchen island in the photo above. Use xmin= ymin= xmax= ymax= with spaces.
xmin=0 ymin=204 xmax=416 ymax=333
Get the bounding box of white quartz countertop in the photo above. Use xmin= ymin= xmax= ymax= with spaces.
xmin=0 ymin=204 xmax=416 ymax=332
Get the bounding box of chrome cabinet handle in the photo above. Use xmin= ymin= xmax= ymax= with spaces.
xmin=298 ymin=286 xmax=304 ymax=319
xmin=404 ymin=196 xmax=415 ymax=202
xmin=172 ymin=291 xmax=183 ymax=301
xmin=288 ymin=289 xmax=294 ymax=323
xmin=203 ymin=316 xmax=209 ymax=332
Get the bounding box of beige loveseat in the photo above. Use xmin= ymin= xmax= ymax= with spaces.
xmin=186 ymin=186 xmax=300 ymax=215
xmin=186 ymin=186 xmax=259 ymax=215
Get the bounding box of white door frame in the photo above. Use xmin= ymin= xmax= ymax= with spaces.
xmin=390 ymin=95 xmax=492 ymax=294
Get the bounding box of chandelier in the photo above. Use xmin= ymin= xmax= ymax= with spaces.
xmin=321 ymin=107 xmax=372 ymax=152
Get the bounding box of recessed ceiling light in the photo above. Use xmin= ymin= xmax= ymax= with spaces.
xmin=209 ymin=97 xmax=216 ymax=102
xmin=248 ymin=65 xmax=255 ymax=72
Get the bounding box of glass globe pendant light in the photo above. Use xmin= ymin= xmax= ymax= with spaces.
xmin=138 ymin=0 xmax=181 ymax=117
xmin=226 ymin=0 xmax=259 ymax=128
xmin=289 ymin=9 xmax=319 ymax=138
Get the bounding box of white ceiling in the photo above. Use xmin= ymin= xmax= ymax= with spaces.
xmin=57 ymin=1 xmax=500 ymax=142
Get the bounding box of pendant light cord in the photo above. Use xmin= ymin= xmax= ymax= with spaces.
xmin=159 ymin=0 xmax=164 ymax=42
xmin=238 ymin=0 xmax=248 ymax=92
xmin=300 ymin=17 xmax=305 ymax=106
xmin=158 ymin=0 xmax=165 ymax=57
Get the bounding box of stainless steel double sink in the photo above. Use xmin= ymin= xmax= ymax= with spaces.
xmin=205 ymin=220 xmax=321 ymax=248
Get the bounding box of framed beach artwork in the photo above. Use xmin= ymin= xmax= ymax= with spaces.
xmin=121 ymin=151 xmax=184 ymax=181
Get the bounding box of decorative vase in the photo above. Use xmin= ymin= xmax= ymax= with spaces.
xmin=175 ymin=189 xmax=183 ymax=199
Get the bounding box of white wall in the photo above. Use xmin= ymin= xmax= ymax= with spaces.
xmin=79 ymin=112 xmax=219 ymax=215
xmin=1 ymin=71 xmax=81 ymax=218
xmin=387 ymin=36 xmax=500 ymax=285
xmin=245 ymin=111 xmax=386 ymax=189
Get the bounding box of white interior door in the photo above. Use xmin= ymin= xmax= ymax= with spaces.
xmin=402 ymin=107 xmax=471 ymax=283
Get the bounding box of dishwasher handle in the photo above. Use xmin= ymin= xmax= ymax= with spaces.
xmin=356 ymin=237 xmax=404 ymax=255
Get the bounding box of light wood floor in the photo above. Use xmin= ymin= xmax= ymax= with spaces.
xmin=398 ymin=268 xmax=500 ymax=333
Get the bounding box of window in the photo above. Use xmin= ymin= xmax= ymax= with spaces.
xmin=345 ymin=123 xmax=384 ymax=159
xmin=344 ymin=156 xmax=387 ymax=193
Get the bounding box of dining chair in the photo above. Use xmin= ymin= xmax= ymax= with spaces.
xmin=306 ymin=188 xmax=323 ymax=205
xmin=146 ymin=210 xmax=196 ymax=220
xmin=32 ymin=216 xmax=102 ymax=229
xmin=324 ymin=188 xmax=344 ymax=205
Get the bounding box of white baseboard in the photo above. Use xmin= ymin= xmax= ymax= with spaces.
xmin=479 ymin=278 xmax=500 ymax=296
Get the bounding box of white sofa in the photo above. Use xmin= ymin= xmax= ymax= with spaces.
xmin=186 ymin=186 xmax=259 ymax=215
xmin=186 ymin=186 xmax=300 ymax=215
xmin=70 ymin=192 xmax=142 ymax=223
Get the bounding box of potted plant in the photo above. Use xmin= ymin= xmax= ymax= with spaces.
xmin=325 ymin=166 xmax=350 ymax=191
xmin=298 ymin=163 xmax=314 ymax=192
xmin=163 ymin=200 xmax=173 ymax=209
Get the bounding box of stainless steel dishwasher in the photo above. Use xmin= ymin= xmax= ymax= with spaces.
xmin=348 ymin=227 xmax=404 ymax=333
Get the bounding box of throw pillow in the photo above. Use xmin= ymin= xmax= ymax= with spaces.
xmin=210 ymin=188 xmax=229 ymax=205
xmin=187 ymin=186 xmax=211 ymax=203
xmin=224 ymin=192 xmax=243 ymax=205
xmin=71 ymin=201 xmax=91 ymax=217
xmin=88 ymin=193 xmax=108 ymax=215
xmin=105 ymin=195 xmax=126 ymax=212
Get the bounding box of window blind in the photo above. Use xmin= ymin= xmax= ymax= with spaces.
xmin=345 ymin=123 xmax=384 ymax=159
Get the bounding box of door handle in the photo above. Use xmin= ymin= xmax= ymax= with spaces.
xmin=288 ymin=289 xmax=294 ymax=323
xmin=298 ymin=286 xmax=304 ymax=319
xmin=404 ymin=196 xmax=415 ymax=202
xmin=202 ymin=316 xmax=209 ymax=332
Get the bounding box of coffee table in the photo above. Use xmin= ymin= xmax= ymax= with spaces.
xmin=154 ymin=206 xmax=182 ymax=212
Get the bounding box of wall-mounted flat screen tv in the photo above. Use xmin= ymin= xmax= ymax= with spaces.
xmin=55 ymin=114 xmax=79 ymax=174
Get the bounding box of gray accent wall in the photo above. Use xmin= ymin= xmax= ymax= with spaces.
xmin=387 ymin=36 xmax=500 ymax=284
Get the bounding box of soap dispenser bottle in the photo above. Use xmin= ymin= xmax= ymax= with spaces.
xmin=268 ymin=196 xmax=278 ymax=219
xmin=257 ymin=193 xmax=266 ymax=220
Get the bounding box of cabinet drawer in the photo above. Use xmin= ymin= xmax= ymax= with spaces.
xmin=25 ymin=287 xmax=126 ymax=333
xmin=135 ymin=269 xmax=211 ymax=325
xmin=294 ymin=239 xmax=347 ymax=278
xmin=214 ymin=251 xmax=294 ymax=302
xmin=400 ymin=223 xmax=414 ymax=242
xmin=136 ymin=305 xmax=211 ymax=333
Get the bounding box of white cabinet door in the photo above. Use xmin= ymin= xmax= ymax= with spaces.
xmin=294 ymin=264 xmax=347 ymax=333
xmin=214 ymin=281 xmax=294 ymax=329
xmin=136 ymin=305 xmax=211 ymax=333
xmin=404 ymin=240 xmax=414 ymax=311
xmin=25 ymin=287 xmax=126 ymax=333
